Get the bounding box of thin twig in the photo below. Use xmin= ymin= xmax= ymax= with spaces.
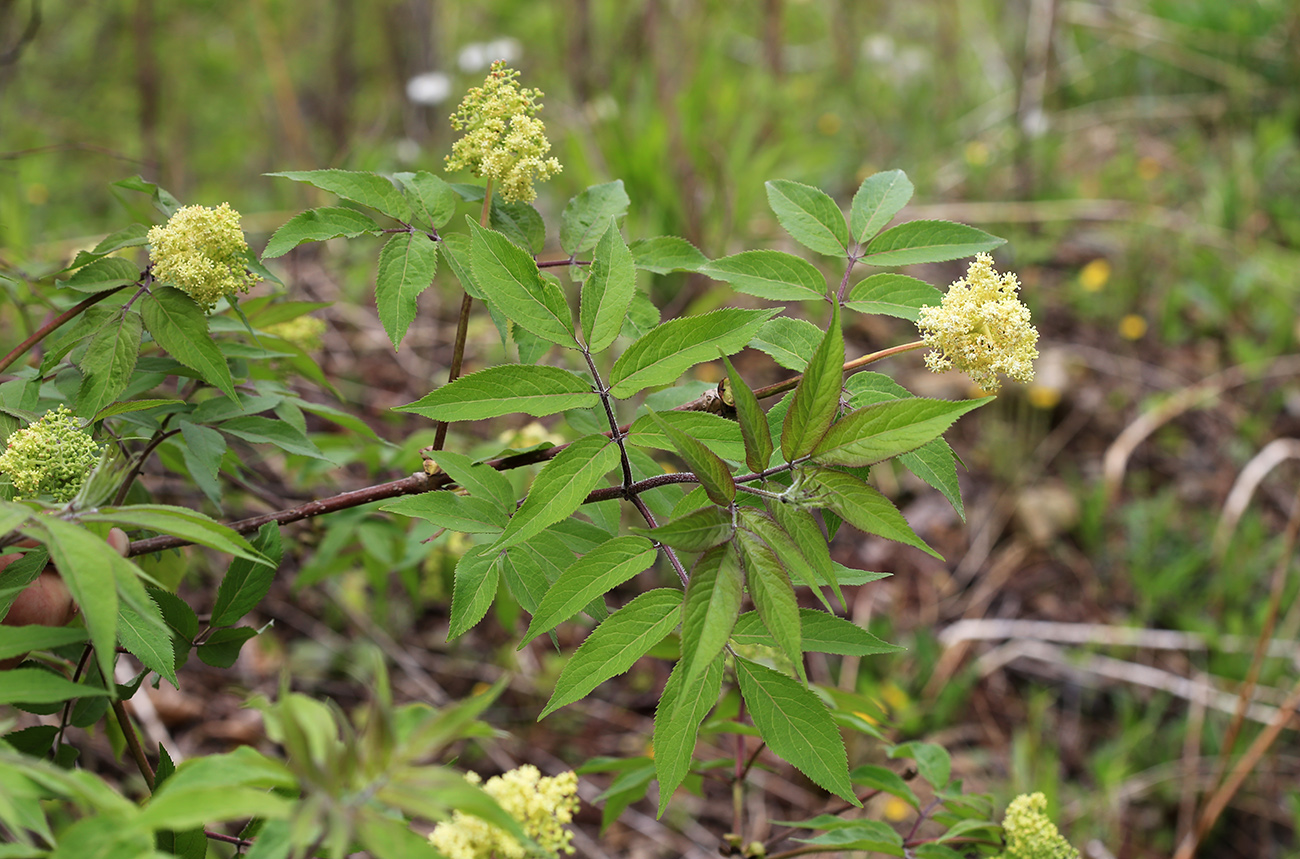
xmin=112 ymin=699 xmax=156 ymax=791
xmin=432 ymin=179 xmax=494 ymax=451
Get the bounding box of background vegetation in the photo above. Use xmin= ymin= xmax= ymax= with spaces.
xmin=3 ymin=0 xmax=1300 ymax=855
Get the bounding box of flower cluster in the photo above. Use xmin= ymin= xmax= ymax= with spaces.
xmin=445 ymin=61 xmax=562 ymax=204
xmin=265 ymin=315 xmax=327 ymax=352
xmin=0 ymin=406 xmax=101 ymax=503
xmin=916 ymin=253 xmax=1038 ymax=392
xmin=429 ymin=765 xmax=579 ymax=859
xmin=996 ymin=793 xmax=1079 ymax=859
xmin=147 ymin=203 xmax=259 ymax=311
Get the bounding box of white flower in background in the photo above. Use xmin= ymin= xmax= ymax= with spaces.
xmin=406 ymin=71 xmax=452 ymax=105
xmin=457 ymin=37 xmax=522 ymax=73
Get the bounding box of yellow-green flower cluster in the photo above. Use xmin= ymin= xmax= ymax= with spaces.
xmin=445 ymin=61 xmax=562 ymax=204
xmin=429 ymin=765 xmax=579 ymax=859
xmin=265 ymin=315 xmax=327 ymax=352
xmin=148 ymin=203 xmax=258 ymax=311
xmin=996 ymin=793 xmax=1079 ymax=859
xmin=916 ymin=253 xmax=1038 ymax=393
xmin=0 ymin=406 xmax=100 ymax=503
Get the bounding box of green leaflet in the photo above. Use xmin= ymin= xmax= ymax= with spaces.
xmin=23 ymin=518 xmax=119 ymax=684
xmin=0 ymin=668 xmax=112 ymax=705
xmin=217 ymin=415 xmax=328 ymax=460
xmin=135 ymin=785 xmax=295 ymax=832
xmin=395 ymin=171 xmax=458 ymax=229
xmin=740 ymin=509 xmax=832 ymax=611
xmin=261 ymin=207 xmax=382 ymax=259
xmin=735 ymin=528 xmax=804 ymax=680
xmin=117 ymin=595 xmax=177 ymax=686
xmin=140 ymin=287 xmax=238 ymax=401
xmin=542 ymin=588 xmax=682 ymax=719
xmin=58 ymin=257 xmax=140 ymax=293
xmin=723 ymin=355 xmax=773 ymax=473
xmin=841 ymin=375 xmax=967 ymax=518
xmin=396 ymin=365 xmax=598 ymax=422
xmin=561 ymin=180 xmax=630 ymax=255
xmin=631 ymin=506 xmax=733 ymax=552
xmin=843 ymin=273 xmax=942 ymax=321
xmin=645 ymin=409 xmax=734 ymax=506
xmin=375 ymin=231 xmax=438 ymax=350
xmin=381 ymin=491 xmax=508 ymax=534
xmin=210 ymin=523 xmax=282 ymax=628
xmin=770 ymin=501 xmax=843 ymax=608
xmin=781 ymin=303 xmax=843 ymax=462
xmin=889 ymin=741 xmax=952 ymax=789
xmin=699 ymin=250 xmax=828 ymax=301
xmin=580 ymin=219 xmax=636 ymax=353
xmin=898 ymin=440 xmax=965 ymax=520
xmin=676 ymin=546 xmax=742 ymax=697
xmin=521 ymin=536 xmax=657 ymax=646
xmin=491 ymin=435 xmax=620 ymax=551
xmin=749 ymin=317 xmax=824 ymax=372
xmin=469 ymin=220 xmax=577 ymax=348
xmin=0 ymin=625 xmax=87 ymax=661
xmin=75 ymin=309 xmax=142 ymax=419
xmin=628 ymin=236 xmax=707 ymax=274
xmin=608 ymin=307 xmax=776 ymax=399
xmin=438 ymin=231 xmax=484 ymax=301
xmin=491 ymin=200 xmax=546 ymax=254
xmin=266 ymin=169 xmax=411 ymax=222
xmin=811 ymin=397 xmax=990 ymax=467
xmin=844 ymin=370 xmax=912 ymax=405
xmin=805 ymin=468 xmax=941 ymax=559
xmin=730 ymin=609 xmax=903 ymax=656
xmin=427 ymin=450 xmax=515 ymax=514
xmin=860 ymin=220 xmax=1005 ymax=267
xmin=63 ymin=223 xmax=149 ymax=271
xmin=78 ymin=505 xmax=265 ymax=563
xmin=448 ymin=545 xmax=503 ymax=640
xmin=764 ymin=180 xmax=849 ymax=257
xmin=627 ymin=410 xmax=746 ymax=464
xmin=734 ymin=656 xmax=857 ymax=804
xmin=793 ymin=822 xmax=903 ymax=855
xmin=850 ymin=764 xmax=921 ymax=809
xmin=850 ymin=169 xmax=914 ymax=245
xmin=654 ymin=649 xmax=724 ymax=815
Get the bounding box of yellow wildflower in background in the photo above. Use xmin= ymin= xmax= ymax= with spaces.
xmin=996 ymin=793 xmax=1079 ymax=859
xmin=0 ymin=406 xmax=100 ymax=502
xmin=1078 ymin=258 xmax=1110 ymax=292
xmin=265 ymin=315 xmax=327 ymax=352
xmin=148 ymin=203 xmax=258 ymax=311
xmin=429 ymin=765 xmax=579 ymax=859
xmin=916 ymin=253 xmax=1038 ymax=393
xmin=446 ymin=61 xmax=562 ymax=204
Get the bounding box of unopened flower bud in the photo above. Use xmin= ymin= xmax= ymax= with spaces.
xmin=0 ymin=406 xmax=100 ymax=503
